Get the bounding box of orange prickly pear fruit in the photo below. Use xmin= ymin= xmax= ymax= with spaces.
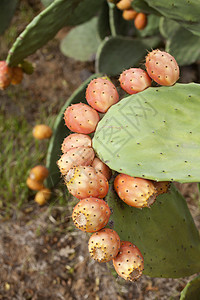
xmin=119 ymin=68 xmax=151 ymax=94
xmin=114 ymin=174 xmax=157 ymax=208
xmin=88 ymin=228 xmax=120 ymax=262
xmin=29 ymin=165 xmax=49 ymax=182
xmin=64 ymin=103 xmax=100 ymax=134
xmin=122 ymin=9 xmax=138 ymax=21
xmin=65 ymin=166 xmax=109 ymax=199
xmin=57 ymin=147 xmax=95 ymax=175
xmin=72 ymin=198 xmax=111 ymax=232
xmin=32 ymin=124 xmax=52 ymax=140
xmin=35 ymin=188 xmax=51 ymax=205
xmin=91 ymin=157 xmax=112 ymax=181
xmin=0 ymin=61 xmax=13 ymax=90
xmin=134 ymin=13 xmax=147 ymax=30
xmin=117 ymin=0 xmax=132 ymax=10
xmin=145 ymin=49 xmax=180 ymax=86
xmin=113 ymin=241 xmax=144 ymax=281
xmin=61 ymin=133 xmax=92 ymax=153
xmin=11 ymin=67 xmax=23 ymax=85
xmin=26 ymin=177 xmax=44 ymax=191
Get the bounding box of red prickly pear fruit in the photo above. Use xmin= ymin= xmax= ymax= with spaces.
xmin=113 ymin=241 xmax=144 ymax=281
xmin=11 ymin=67 xmax=23 ymax=85
xmin=153 ymin=181 xmax=170 ymax=195
xmin=114 ymin=174 xmax=157 ymax=208
xmin=72 ymin=198 xmax=111 ymax=232
xmin=64 ymin=103 xmax=100 ymax=134
xmin=86 ymin=77 xmax=119 ymax=113
xmin=134 ymin=13 xmax=147 ymax=30
xmin=0 ymin=61 xmax=13 ymax=90
xmin=88 ymin=228 xmax=120 ymax=262
xmin=32 ymin=124 xmax=52 ymax=140
xmin=64 ymin=166 xmax=109 ymax=199
xmin=117 ymin=0 xmax=132 ymax=10
xmin=91 ymin=157 xmax=112 ymax=181
xmin=145 ymin=49 xmax=180 ymax=86
xmin=122 ymin=9 xmax=138 ymax=21
xmin=57 ymin=147 xmax=95 ymax=175
xmin=29 ymin=165 xmax=49 ymax=182
xmin=119 ymin=68 xmax=151 ymax=94
xmin=61 ymin=133 xmax=92 ymax=153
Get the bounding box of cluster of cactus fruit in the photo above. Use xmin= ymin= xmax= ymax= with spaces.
xmin=0 ymin=61 xmax=23 ymax=90
xmin=56 ymin=49 xmax=180 ymax=281
xmin=25 ymin=124 xmax=53 ymax=205
xmin=115 ymin=0 xmax=147 ymax=30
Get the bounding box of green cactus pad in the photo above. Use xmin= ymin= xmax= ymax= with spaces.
xmin=0 ymin=0 xmax=18 ymax=35
xmin=106 ymin=182 xmax=200 ymax=278
xmin=60 ymin=17 xmax=101 ymax=62
xmin=41 ymin=0 xmax=54 ymax=7
xmin=6 ymin=0 xmax=104 ymax=66
xmin=159 ymin=17 xmax=180 ymax=39
xmin=145 ymin=0 xmax=200 ymax=36
xmin=166 ymin=27 xmax=200 ymax=66
xmin=93 ymin=83 xmax=200 ymax=183
xmin=180 ymin=275 xmax=200 ymax=299
xmin=45 ymin=73 xmax=102 ymax=189
xmin=131 ymin=0 xmax=159 ymax=15
xmin=96 ymin=36 xmax=160 ymax=76
xmin=98 ymin=1 xmax=111 ymax=40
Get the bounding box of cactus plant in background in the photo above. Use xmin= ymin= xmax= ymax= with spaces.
xmin=2 ymin=0 xmax=200 ymax=291
xmin=0 ymin=0 xmax=18 ymax=35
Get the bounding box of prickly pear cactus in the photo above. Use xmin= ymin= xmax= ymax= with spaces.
xmin=6 ymin=0 xmax=104 ymax=66
xmin=106 ymin=181 xmax=200 ymax=277
xmin=0 ymin=0 xmax=18 ymax=35
xmin=143 ymin=0 xmax=200 ymax=36
xmin=60 ymin=17 xmax=101 ymax=62
xmin=180 ymin=275 xmax=200 ymax=299
xmin=96 ymin=36 xmax=160 ymax=75
xmin=93 ymin=83 xmax=200 ymax=183
xmin=46 ymin=73 xmax=102 ymax=189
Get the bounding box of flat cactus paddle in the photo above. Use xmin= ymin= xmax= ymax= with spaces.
xmin=106 ymin=181 xmax=200 ymax=278
xmin=93 ymin=83 xmax=200 ymax=183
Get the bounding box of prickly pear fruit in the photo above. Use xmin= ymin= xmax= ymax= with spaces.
xmin=11 ymin=67 xmax=23 ymax=85
xmin=114 ymin=174 xmax=157 ymax=208
xmin=113 ymin=241 xmax=144 ymax=281
xmin=72 ymin=198 xmax=111 ymax=232
xmin=119 ymin=68 xmax=151 ymax=94
xmin=134 ymin=13 xmax=147 ymax=30
xmin=61 ymin=133 xmax=92 ymax=153
xmin=30 ymin=165 xmax=49 ymax=182
xmin=32 ymin=124 xmax=52 ymax=140
xmin=117 ymin=0 xmax=132 ymax=10
xmin=86 ymin=77 xmax=119 ymax=113
xmin=26 ymin=177 xmax=44 ymax=191
xmin=57 ymin=147 xmax=95 ymax=175
xmin=122 ymin=9 xmax=138 ymax=21
xmin=0 ymin=61 xmax=13 ymax=90
xmin=91 ymin=157 xmax=112 ymax=180
xmin=64 ymin=103 xmax=100 ymax=134
xmin=153 ymin=181 xmax=170 ymax=195
xmin=35 ymin=188 xmax=51 ymax=205
xmin=145 ymin=49 xmax=180 ymax=86
xmin=88 ymin=228 xmax=120 ymax=262
xmin=65 ymin=166 xmax=109 ymax=199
